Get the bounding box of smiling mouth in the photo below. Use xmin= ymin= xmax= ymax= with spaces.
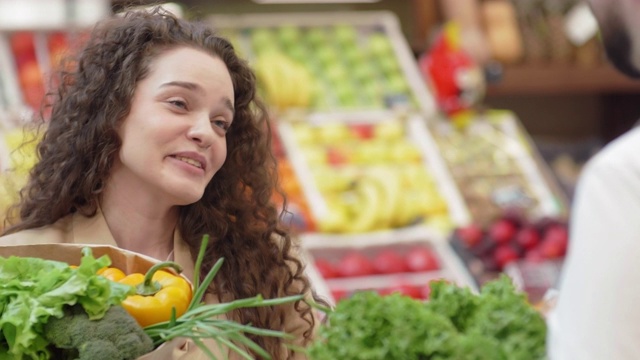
xmin=171 ymin=155 xmax=203 ymax=169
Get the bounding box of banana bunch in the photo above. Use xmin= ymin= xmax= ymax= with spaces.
xmin=315 ymin=167 xmax=401 ymax=233
xmin=253 ymin=50 xmax=315 ymax=110
xmin=315 ymin=164 xmax=452 ymax=234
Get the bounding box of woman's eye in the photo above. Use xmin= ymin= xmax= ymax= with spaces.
xmin=211 ymin=119 xmax=230 ymax=131
xmin=169 ymin=99 xmax=187 ymax=109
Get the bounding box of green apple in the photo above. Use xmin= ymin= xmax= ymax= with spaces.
xmin=386 ymin=74 xmax=409 ymax=94
xmin=251 ymin=28 xmax=277 ymax=55
xmin=333 ymin=24 xmax=358 ymax=47
xmin=334 ymin=84 xmax=357 ymax=107
xmin=305 ymin=27 xmax=328 ymax=47
xmin=316 ymin=46 xmax=340 ymax=67
xmin=286 ymin=44 xmax=308 ymax=63
xmin=353 ymin=63 xmax=377 ymax=82
xmin=367 ymin=33 xmax=393 ymax=57
xmin=343 ymin=46 xmax=365 ymax=65
xmin=378 ymin=55 xmax=400 ymax=75
xmin=325 ymin=64 xmax=347 ymax=84
xmin=277 ymin=25 xmax=301 ymax=46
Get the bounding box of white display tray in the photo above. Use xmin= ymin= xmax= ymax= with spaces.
xmin=207 ymin=11 xmax=438 ymax=117
xmin=278 ymin=111 xmax=471 ymax=234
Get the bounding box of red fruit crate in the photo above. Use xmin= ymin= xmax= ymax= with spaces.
xmin=302 ymin=225 xmax=476 ymax=305
xmin=449 ymin=212 xmax=569 ymax=302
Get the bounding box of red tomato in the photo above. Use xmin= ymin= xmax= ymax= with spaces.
xmin=337 ymin=252 xmax=375 ymax=277
xmin=314 ymin=259 xmax=339 ymax=279
xmin=405 ymin=246 xmax=440 ymax=272
xmin=372 ymin=249 xmax=408 ymax=274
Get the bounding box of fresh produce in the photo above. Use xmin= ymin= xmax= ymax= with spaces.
xmin=306 ymin=275 xmax=547 ymax=360
xmin=451 ymin=212 xmax=569 ymax=273
xmin=1 ymin=237 xmax=305 ymax=360
xmin=44 ymin=304 xmax=154 ymax=360
xmin=253 ymin=50 xmax=315 ymax=110
xmin=291 ymin=120 xmax=451 ymax=234
xmin=0 ymin=248 xmax=134 ymax=359
xmin=316 ymin=245 xmax=440 ymax=279
xmin=221 ymin=23 xmax=416 ymax=111
xmin=116 ymin=262 xmax=192 ymax=327
xmin=432 ymin=111 xmax=563 ymax=225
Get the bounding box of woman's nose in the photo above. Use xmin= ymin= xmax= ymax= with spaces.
xmin=187 ymin=114 xmax=215 ymax=148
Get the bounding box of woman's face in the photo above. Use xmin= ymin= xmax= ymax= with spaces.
xmin=112 ymin=46 xmax=235 ymax=206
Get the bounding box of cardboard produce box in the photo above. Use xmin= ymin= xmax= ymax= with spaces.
xmin=0 ymin=243 xmax=201 ymax=360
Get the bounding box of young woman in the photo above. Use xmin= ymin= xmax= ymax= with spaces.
xmin=1 ymin=7 xmax=320 ymax=359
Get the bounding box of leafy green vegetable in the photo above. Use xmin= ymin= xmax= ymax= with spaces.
xmin=307 ymin=275 xmax=547 ymax=360
xmin=0 ymin=248 xmax=134 ymax=359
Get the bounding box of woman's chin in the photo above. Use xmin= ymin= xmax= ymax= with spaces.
xmin=170 ymin=190 xmax=205 ymax=206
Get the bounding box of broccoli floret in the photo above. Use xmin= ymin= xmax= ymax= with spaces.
xmin=44 ymin=304 xmax=154 ymax=360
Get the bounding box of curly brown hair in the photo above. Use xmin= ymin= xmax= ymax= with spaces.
xmin=3 ymin=7 xmax=320 ymax=359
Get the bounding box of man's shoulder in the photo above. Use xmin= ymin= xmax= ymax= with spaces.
xmin=0 ymin=216 xmax=72 ymax=246
xmin=586 ymin=126 xmax=640 ymax=172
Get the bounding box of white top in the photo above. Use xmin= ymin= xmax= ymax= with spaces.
xmin=547 ymin=125 xmax=640 ymax=359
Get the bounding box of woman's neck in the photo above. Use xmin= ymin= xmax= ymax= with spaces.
xmin=100 ymin=184 xmax=179 ymax=261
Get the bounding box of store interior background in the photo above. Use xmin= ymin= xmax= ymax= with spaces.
xmin=1 ymin=0 xmax=639 ymax=304
xmin=117 ymin=0 xmax=640 ymax=199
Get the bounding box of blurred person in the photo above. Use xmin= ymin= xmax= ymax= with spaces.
xmin=547 ymin=0 xmax=640 ymax=359
xmin=1 ymin=7 xmax=322 ymax=359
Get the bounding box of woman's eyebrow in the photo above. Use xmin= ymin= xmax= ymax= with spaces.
xmin=160 ymin=81 xmax=204 ymax=94
xmin=161 ymin=81 xmax=234 ymax=115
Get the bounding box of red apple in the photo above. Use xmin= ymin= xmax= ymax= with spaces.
xmin=489 ymin=219 xmax=517 ymax=245
xmin=331 ymin=289 xmax=347 ymax=301
xmin=493 ymin=245 xmax=519 ymax=270
xmin=326 ymin=147 xmax=348 ymax=166
xmin=405 ymin=246 xmax=440 ymax=272
xmin=524 ymin=248 xmax=545 ymax=263
xmin=380 ymin=284 xmax=423 ymax=299
xmin=456 ymin=224 xmax=484 ymax=248
xmin=337 ymin=252 xmax=375 ymax=277
xmin=372 ymin=249 xmax=408 ymax=274
xmin=539 ymin=225 xmax=569 ymax=259
xmin=515 ymin=227 xmax=541 ymax=250
xmin=314 ymin=258 xmax=339 ymax=279
xmin=350 ymin=123 xmax=374 ymax=139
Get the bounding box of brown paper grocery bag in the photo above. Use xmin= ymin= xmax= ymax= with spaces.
xmin=0 ymin=243 xmax=225 ymax=360
xmin=0 ymin=243 xmax=168 ymax=275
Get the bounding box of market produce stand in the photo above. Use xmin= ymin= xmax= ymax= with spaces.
xmin=207 ymin=10 xmax=570 ymax=303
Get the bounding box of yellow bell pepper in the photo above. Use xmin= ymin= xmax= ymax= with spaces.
xmin=102 ymin=262 xmax=193 ymax=328
xmin=97 ymin=267 xmax=126 ymax=282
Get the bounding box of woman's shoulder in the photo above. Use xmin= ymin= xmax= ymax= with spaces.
xmin=0 ymin=216 xmax=73 ymax=246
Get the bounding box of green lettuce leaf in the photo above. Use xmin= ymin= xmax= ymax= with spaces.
xmin=0 ymin=247 xmax=134 ymax=359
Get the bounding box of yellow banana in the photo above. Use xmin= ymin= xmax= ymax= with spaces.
xmin=343 ymin=175 xmax=384 ymax=233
